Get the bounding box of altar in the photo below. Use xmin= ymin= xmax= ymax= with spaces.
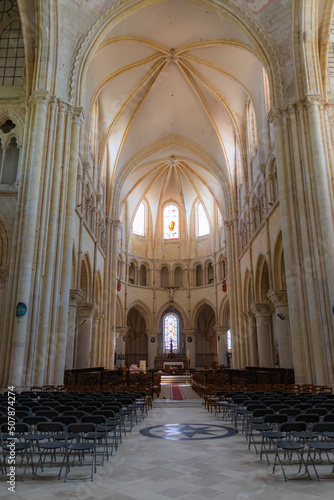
xmin=154 ymin=355 xmax=189 ymax=370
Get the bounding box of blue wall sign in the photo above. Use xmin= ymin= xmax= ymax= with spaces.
xmin=16 ymin=302 xmax=27 ymax=317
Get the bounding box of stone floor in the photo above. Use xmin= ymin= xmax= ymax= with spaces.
xmin=1 ymin=394 xmax=334 ymax=500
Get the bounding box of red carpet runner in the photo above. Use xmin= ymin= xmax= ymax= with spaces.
xmin=171 ymin=383 xmax=186 ymax=400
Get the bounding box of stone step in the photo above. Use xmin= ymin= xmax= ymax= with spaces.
xmin=161 ymin=375 xmax=192 ymax=384
xmin=153 ymin=399 xmax=203 ymax=408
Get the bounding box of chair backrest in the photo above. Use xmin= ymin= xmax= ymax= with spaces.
xmin=68 ymin=423 xmax=96 ymax=434
xmin=36 ymin=422 xmax=65 ymax=433
xmin=264 ymin=414 xmax=288 ymax=424
xmin=22 ymin=415 xmax=48 ymax=426
xmin=312 ymin=422 xmax=334 ymax=434
xmin=81 ymin=415 xmax=106 ymax=425
xmin=63 ymin=410 xmax=86 ymax=418
xmin=51 ymin=415 xmax=77 ymax=425
xmin=305 ymin=408 xmax=328 ymax=416
xmin=295 ymin=413 xmax=320 ymax=423
xmin=93 ymin=409 xmax=116 ymax=419
xmin=35 ymin=410 xmax=59 ymax=418
xmin=323 ymin=414 xmax=334 ymax=422
xmin=252 ymin=408 xmax=274 ymax=418
xmin=279 ymin=422 xmax=307 ymax=433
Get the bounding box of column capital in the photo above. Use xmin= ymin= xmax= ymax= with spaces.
xmin=250 ymin=302 xmax=273 ymax=318
xmin=303 ymin=94 xmax=323 ymax=109
xmin=146 ymin=328 xmax=160 ymax=339
xmin=184 ymin=328 xmax=196 ymax=339
xmin=73 ymin=106 xmax=85 ymax=125
xmin=213 ymin=325 xmax=229 ymax=335
xmin=32 ymin=91 xmax=50 ymax=106
xmin=69 ymin=288 xmax=84 ymax=304
xmin=77 ymin=302 xmax=99 ymax=317
xmin=57 ymin=99 xmax=68 ymax=113
xmin=268 ymin=107 xmax=282 ymax=126
xmin=111 ymin=219 xmax=121 ymax=231
xmin=115 ymin=326 xmax=129 ymax=339
xmin=267 ymin=289 xmax=288 ymax=306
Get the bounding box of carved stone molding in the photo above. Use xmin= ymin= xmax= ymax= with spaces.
xmin=250 ymin=302 xmax=274 ymax=318
xmin=77 ymin=302 xmax=98 ymax=317
xmin=267 ymin=289 xmax=288 ymax=306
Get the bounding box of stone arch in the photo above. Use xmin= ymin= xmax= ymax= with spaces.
xmin=192 ymin=299 xmax=216 ymax=328
xmin=80 ymin=253 xmax=92 ymax=302
xmin=174 ymin=264 xmax=183 ymax=288
xmin=69 ymin=0 xmax=283 ymax=109
xmin=116 ymin=295 xmax=123 ymax=326
xmin=160 ymin=265 xmax=169 ymax=287
xmin=155 ymin=300 xmax=188 ymax=330
xmin=219 ymin=296 xmax=230 ymax=327
xmin=126 ymin=306 xmax=148 ymax=367
xmin=243 ymin=268 xmax=253 ymax=311
xmin=127 ymin=299 xmax=152 ymax=330
xmin=272 ymin=230 xmax=286 ymax=290
xmin=255 ymin=253 xmax=270 ymax=303
xmin=195 ymin=302 xmax=217 ymax=368
xmin=95 ymin=270 xmax=103 ymax=312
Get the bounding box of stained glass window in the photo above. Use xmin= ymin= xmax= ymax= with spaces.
xmin=133 ymin=201 xmax=145 ymax=236
xmin=227 ymin=329 xmax=232 ymax=351
xmin=164 ymin=204 xmax=179 ymax=239
xmin=163 ymin=314 xmax=179 ymax=352
xmin=198 ymin=202 xmax=210 ymax=236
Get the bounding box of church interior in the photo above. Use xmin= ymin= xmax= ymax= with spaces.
xmin=0 ymin=0 xmax=334 ymax=497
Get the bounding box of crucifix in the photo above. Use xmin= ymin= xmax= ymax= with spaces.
xmin=164 ymin=285 xmax=179 ymax=303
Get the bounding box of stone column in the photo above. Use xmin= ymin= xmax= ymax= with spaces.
xmin=105 ymin=220 xmax=121 ymax=369
xmin=146 ymin=329 xmax=159 ymax=369
xmin=268 ymin=108 xmax=307 ymax=382
xmin=65 ymin=289 xmax=83 ymax=370
xmin=75 ymin=303 xmax=98 ymax=369
xmin=214 ymin=326 xmax=229 ymax=367
xmin=267 ymin=290 xmax=293 ymax=369
xmin=184 ymin=328 xmax=196 ymax=369
xmin=54 ymin=107 xmax=84 ymax=384
xmin=243 ymin=311 xmax=258 ymax=367
xmin=115 ymin=326 xmax=128 ymax=368
xmin=250 ymin=303 xmax=274 ymax=368
xmin=34 ymin=99 xmax=68 ymax=385
xmin=8 ymin=92 xmax=50 ymax=388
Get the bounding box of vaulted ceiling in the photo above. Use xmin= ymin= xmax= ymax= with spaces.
xmin=84 ymin=0 xmax=271 ymax=239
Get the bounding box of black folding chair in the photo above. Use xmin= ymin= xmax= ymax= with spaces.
xmin=34 ymin=422 xmax=67 ymax=479
xmin=64 ymin=423 xmax=97 ymax=482
xmin=272 ymin=422 xmax=311 ymax=481
xmin=305 ymin=422 xmax=334 ymax=480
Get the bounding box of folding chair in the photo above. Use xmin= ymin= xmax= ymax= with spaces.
xmin=305 ymin=422 xmax=334 ymax=480
xmin=1 ymin=422 xmax=34 ymax=480
xmin=272 ymin=422 xmax=311 ymax=481
xmin=34 ymin=422 xmax=67 ymax=479
xmin=64 ymin=423 xmax=97 ymax=482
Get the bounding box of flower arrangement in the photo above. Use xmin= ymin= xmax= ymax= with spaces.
xmin=170 ymin=366 xmax=177 ymax=374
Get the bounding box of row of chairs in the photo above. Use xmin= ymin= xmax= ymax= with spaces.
xmin=216 ymin=391 xmax=334 ymax=480
xmin=0 ymin=390 xmax=151 ymax=482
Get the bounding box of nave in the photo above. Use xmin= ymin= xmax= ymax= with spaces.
xmin=3 ymin=389 xmax=334 ymax=500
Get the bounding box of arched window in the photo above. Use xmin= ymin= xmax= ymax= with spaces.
xmin=227 ymin=329 xmax=232 ymax=351
xmin=207 ymin=262 xmax=214 ymax=284
xmin=248 ymin=101 xmax=257 ymax=157
xmin=163 ymin=313 xmax=179 ymax=352
xmin=0 ymin=19 xmax=25 ymax=86
xmin=174 ymin=266 xmax=183 ymax=287
xmin=161 ymin=266 xmax=169 ymax=287
xmin=128 ymin=262 xmax=135 ymax=284
xmin=196 ymin=264 xmax=203 ymax=286
xmin=139 ymin=264 xmax=147 ymax=286
xmin=164 ymin=204 xmax=179 ymax=239
xmin=263 ymin=68 xmax=271 ymax=114
xmin=198 ymin=202 xmax=210 ymax=236
xmin=133 ymin=202 xmax=145 ymax=236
